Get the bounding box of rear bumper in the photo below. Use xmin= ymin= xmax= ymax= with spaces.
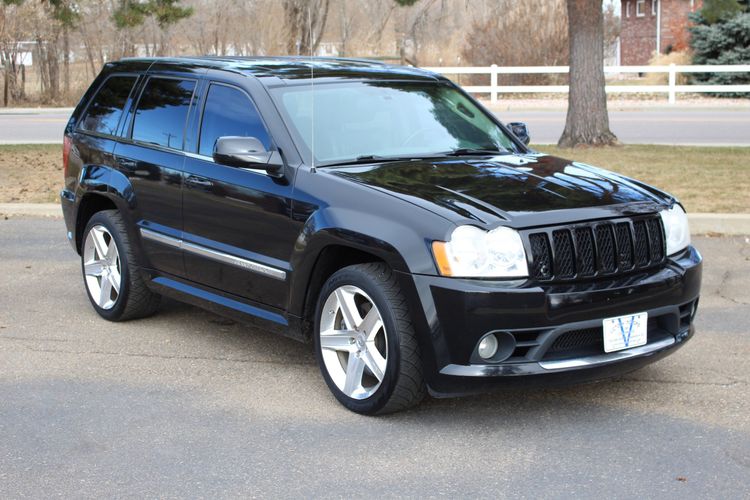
xmin=60 ymin=189 xmax=77 ymax=251
xmin=405 ymin=245 xmax=702 ymax=396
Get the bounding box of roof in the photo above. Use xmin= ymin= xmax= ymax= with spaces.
xmin=114 ymin=56 xmax=443 ymax=82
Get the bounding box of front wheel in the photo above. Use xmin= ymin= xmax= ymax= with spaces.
xmin=314 ymin=263 xmax=425 ymax=414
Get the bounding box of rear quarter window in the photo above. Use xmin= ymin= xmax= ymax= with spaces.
xmin=132 ymin=77 xmax=196 ymax=150
xmin=79 ymin=76 xmax=137 ymax=136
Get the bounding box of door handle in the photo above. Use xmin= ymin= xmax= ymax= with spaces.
xmin=116 ymin=157 xmax=138 ymax=171
xmin=185 ymin=175 xmax=214 ymax=189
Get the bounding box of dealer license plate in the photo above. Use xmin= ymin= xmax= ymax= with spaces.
xmin=602 ymin=312 xmax=648 ymax=353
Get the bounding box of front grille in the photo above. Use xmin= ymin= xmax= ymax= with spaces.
xmin=526 ymin=215 xmax=666 ymax=283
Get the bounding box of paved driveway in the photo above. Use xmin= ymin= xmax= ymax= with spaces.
xmin=1 ymin=107 xmax=750 ymax=145
xmin=0 ymin=218 xmax=748 ymax=498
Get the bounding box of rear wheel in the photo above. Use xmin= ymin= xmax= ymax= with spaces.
xmin=314 ymin=263 xmax=425 ymax=414
xmin=81 ymin=210 xmax=160 ymax=321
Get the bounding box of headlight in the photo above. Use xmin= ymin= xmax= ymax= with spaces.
xmin=660 ymin=204 xmax=691 ymax=256
xmin=432 ymin=225 xmax=528 ymax=278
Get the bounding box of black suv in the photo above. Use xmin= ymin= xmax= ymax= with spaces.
xmin=61 ymin=57 xmax=702 ymax=414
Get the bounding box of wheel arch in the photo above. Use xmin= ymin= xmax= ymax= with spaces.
xmin=74 ymin=165 xmax=137 ymax=254
xmin=296 ymin=243 xmax=389 ymax=338
xmin=75 ymin=193 xmax=119 ymax=254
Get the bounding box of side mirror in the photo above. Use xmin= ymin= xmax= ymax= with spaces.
xmin=508 ymin=122 xmax=531 ymax=146
xmin=213 ymin=136 xmax=284 ymax=178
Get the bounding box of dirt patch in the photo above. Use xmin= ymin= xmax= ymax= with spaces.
xmin=0 ymin=145 xmax=61 ymax=203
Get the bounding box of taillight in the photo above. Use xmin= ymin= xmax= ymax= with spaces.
xmin=63 ymin=135 xmax=72 ymax=178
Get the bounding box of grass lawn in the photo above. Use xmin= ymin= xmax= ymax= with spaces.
xmin=1 ymin=144 xmax=748 ymax=212
xmin=535 ymin=145 xmax=750 ymax=213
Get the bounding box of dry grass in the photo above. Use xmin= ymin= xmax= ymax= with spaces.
xmin=0 ymin=144 xmax=61 ymax=203
xmin=536 ymin=145 xmax=750 ymax=213
xmin=1 ymin=144 xmax=749 ymax=213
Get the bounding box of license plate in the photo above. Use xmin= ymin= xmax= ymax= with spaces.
xmin=602 ymin=312 xmax=648 ymax=353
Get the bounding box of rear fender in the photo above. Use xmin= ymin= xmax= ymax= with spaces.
xmin=74 ymin=166 xmax=140 ymax=257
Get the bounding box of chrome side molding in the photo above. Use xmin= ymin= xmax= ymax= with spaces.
xmin=140 ymin=227 xmax=287 ymax=281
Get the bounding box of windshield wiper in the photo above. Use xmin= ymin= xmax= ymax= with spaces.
xmin=443 ymin=147 xmax=506 ymax=156
xmin=319 ymin=154 xmax=442 ymax=168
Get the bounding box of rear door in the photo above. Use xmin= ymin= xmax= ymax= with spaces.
xmin=113 ymin=75 xmax=198 ymax=277
xmin=181 ymin=80 xmax=298 ymax=309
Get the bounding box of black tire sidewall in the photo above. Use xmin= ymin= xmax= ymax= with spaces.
xmin=314 ymin=266 xmax=404 ymax=415
xmin=81 ymin=211 xmax=132 ymax=321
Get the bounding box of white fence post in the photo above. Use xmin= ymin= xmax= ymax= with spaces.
xmin=490 ymin=64 xmax=498 ymax=105
xmin=668 ymin=63 xmax=677 ymax=104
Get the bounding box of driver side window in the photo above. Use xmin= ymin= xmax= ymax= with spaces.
xmin=198 ymin=83 xmax=271 ymax=157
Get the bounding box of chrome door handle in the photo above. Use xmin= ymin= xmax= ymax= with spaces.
xmin=185 ymin=175 xmax=213 ymax=189
xmin=116 ymin=157 xmax=138 ymax=170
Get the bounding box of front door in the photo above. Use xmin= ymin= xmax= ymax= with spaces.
xmin=182 ymin=82 xmax=299 ymax=310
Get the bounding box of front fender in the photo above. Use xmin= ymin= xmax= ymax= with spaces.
xmin=287 ymin=206 xmax=426 ymax=314
xmin=286 ymin=205 xmax=444 ymax=382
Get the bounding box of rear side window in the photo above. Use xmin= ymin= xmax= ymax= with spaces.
xmin=198 ymin=84 xmax=271 ymax=157
xmin=132 ymin=77 xmax=196 ymax=150
xmin=79 ymin=76 xmax=137 ymax=136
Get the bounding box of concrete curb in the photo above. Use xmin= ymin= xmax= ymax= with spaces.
xmin=688 ymin=213 xmax=750 ymax=236
xmin=1 ymin=203 xmax=749 ymax=235
xmin=0 ymin=107 xmax=74 ymax=115
xmin=0 ymin=203 xmax=61 ymax=218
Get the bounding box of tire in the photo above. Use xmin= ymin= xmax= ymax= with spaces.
xmin=81 ymin=209 xmax=160 ymax=321
xmin=314 ymin=263 xmax=425 ymax=414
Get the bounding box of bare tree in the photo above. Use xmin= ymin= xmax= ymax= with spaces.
xmin=394 ymin=0 xmax=438 ymax=66
xmin=461 ymin=0 xmax=568 ymax=85
xmin=558 ymin=0 xmax=618 ymax=147
xmin=283 ymin=0 xmax=330 ymax=55
xmin=0 ymin=1 xmax=34 ymax=105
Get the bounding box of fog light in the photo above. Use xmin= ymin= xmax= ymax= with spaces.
xmin=477 ymin=334 xmax=499 ymax=360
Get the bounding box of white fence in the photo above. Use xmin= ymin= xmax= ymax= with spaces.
xmin=422 ymin=64 xmax=750 ymax=104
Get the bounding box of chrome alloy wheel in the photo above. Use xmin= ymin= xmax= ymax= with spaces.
xmin=83 ymin=225 xmax=122 ymax=310
xmin=319 ymin=285 xmax=388 ymax=400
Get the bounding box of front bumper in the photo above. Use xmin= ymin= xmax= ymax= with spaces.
xmin=406 ymin=245 xmax=702 ymax=396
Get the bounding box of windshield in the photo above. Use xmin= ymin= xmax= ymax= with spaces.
xmin=270 ymin=81 xmax=518 ymax=165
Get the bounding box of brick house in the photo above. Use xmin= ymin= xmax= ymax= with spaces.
xmin=620 ymin=0 xmax=702 ymax=65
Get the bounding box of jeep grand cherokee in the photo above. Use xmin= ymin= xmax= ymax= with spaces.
xmin=60 ymin=57 xmax=702 ymax=414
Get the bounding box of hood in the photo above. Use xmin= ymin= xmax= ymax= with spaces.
xmin=327 ymin=153 xmax=673 ymax=227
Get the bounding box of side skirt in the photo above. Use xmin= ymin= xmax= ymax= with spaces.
xmin=145 ymin=271 xmax=307 ymax=342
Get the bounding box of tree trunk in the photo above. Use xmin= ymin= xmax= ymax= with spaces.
xmin=283 ymin=0 xmax=302 ymax=54
xmin=20 ymin=64 xmax=25 ymax=99
xmin=47 ymin=42 xmax=61 ymax=102
xmin=285 ymin=0 xmax=330 ymax=55
xmin=63 ymin=25 xmax=70 ymax=96
xmin=558 ymin=0 xmax=618 ymax=148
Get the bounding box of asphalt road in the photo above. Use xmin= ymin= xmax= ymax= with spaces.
xmin=1 ymin=218 xmax=749 ymax=498
xmin=1 ymin=107 xmax=750 ymax=145
xmin=500 ymin=108 xmax=750 ymax=146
